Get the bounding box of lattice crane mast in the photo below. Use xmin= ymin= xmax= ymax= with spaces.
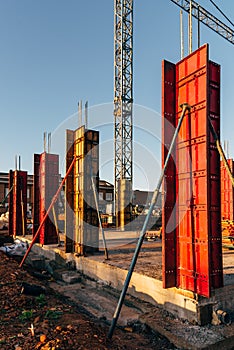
xmin=114 ymin=0 xmax=133 ymax=227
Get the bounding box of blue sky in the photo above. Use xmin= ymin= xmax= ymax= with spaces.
xmin=1 ymin=0 xmax=234 ymax=190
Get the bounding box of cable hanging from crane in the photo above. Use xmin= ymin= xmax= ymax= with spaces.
xmin=170 ymin=0 xmax=234 ymax=45
xmin=209 ymin=0 xmax=234 ymax=28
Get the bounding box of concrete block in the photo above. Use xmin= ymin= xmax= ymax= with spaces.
xmin=52 ymin=268 xmax=68 ymax=281
xmin=52 ymin=269 xmax=81 ymax=284
xmin=28 ymin=254 xmax=45 ymax=270
xmin=197 ymin=304 xmax=213 ymax=326
xmin=61 ymin=271 xmax=82 ymax=284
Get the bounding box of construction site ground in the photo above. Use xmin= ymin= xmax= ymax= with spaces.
xmin=0 ymin=230 xmax=175 ymax=350
xmin=1 ymin=229 xmax=234 ymax=349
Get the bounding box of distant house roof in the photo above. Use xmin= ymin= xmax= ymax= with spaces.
xmin=0 ymin=172 xmax=33 ymax=185
xmin=99 ymin=180 xmax=114 ymax=188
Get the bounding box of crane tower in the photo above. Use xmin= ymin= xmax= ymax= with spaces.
xmin=114 ymin=0 xmax=133 ymax=229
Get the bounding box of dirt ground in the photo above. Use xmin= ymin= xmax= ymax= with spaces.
xmin=1 ymin=230 xmax=234 ymax=350
xmin=0 ymin=235 xmax=175 ymax=349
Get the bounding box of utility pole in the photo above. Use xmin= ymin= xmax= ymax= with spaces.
xmin=114 ymin=0 xmax=133 ymax=229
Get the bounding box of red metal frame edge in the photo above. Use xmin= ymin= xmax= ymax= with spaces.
xmin=162 ymin=60 xmax=177 ymax=288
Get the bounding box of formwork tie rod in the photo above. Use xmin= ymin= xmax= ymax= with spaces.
xmin=108 ymin=103 xmax=191 ymax=339
xmin=19 ymin=156 xmax=77 ymax=268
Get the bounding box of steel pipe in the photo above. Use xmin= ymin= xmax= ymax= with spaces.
xmin=108 ymin=103 xmax=191 ymax=339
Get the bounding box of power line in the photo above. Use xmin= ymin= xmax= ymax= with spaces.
xmin=170 ymin=0 xmax=234 ymax=45
xmin=210 ymin=0 xmax=234 ymax=28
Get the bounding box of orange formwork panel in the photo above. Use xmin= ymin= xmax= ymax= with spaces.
xmin=162 ymin=44 xmax=223 ymax=297
xmin=65 ymin=126 xmax=99 ymax=255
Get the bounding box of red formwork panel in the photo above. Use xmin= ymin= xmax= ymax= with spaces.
xmin=33 ymin=153 xmax=59 ymax=245
xmin=65 ymin=130 xmax=75 ymax=253
xmin=207 ymin=60 xmax=223 ymax=291
xmin=8 ymin=170 xmax=14 ymax=235
xmin=162 ymin=44 xmax=223 ymax=297
xmin=220 ymin=159 xmax=234 ymax=220
xmin=39 ymin=152 xmax=59 ymax=245
xmin=8 ymin=170 xmax=27 ymax=237
xmin=33 ymin=154 xmax=41 ymax=241
xmin=162 ymin=60 xmax=177 ymax=288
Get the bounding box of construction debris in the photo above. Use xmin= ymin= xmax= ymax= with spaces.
xmin=0 ymin=239 xmax=28 ymax=256
xmin=0 ymin=212 xmax=8 ymax=230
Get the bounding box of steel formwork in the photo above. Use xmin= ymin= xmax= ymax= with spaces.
xmin=33 ymin=154 xmax=40 ymax=241
xmin=33 ymin=152 xmax=59 ymax=245
xmin=162 ymin=60 xmax=177 ymax=288
xmin=8 ymin=170 xmax=14 ymax=235
xmin=162 ymin=44 xmax=223 ymax=297
xmin=220 ymin=159 xmax=234 ymax=221
xmin=8 ymin=170 xmax=27 ymax=237
xmin=65 ymin=126 xmax=99 ymax=255
xmin=65 ymin=130 xmax=75 ymax=253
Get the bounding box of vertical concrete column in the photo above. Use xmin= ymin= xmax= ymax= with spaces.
xmin=116 ymin=179 xmax=132 ymax=231
xmin=65 ymin=126 xmax=99 ymax=255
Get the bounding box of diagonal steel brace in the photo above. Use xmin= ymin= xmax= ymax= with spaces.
xmin=108 ymin=103 xmax=191 ymax=339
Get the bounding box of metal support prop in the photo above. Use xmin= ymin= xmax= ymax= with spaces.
xmin=108 ymin=103 xmax=191 ymax=339
xmin=52 ymin=205 xmax=61 ymax=246
xmin=0 ymin=184 xmax=13 ymax=206
xmin=91 ymin=176 xmax=109 ymax=260
xmin=209 ymin=117 xmax=234 ymax=187
xmin=19 ymin=156 xmax=77 ymax=268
